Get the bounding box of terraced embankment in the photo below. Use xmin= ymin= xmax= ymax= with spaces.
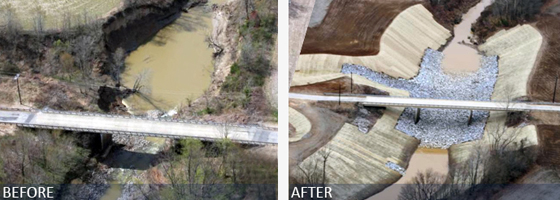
xmin=449 ymin=24 xmax=543 ymax=168
xmin=292 ymin=75 xmax=419 ymax=200
xmin=294 ymin=4 xmax=451 ymax=79
xmin=289 ymin=107 xmax=311 ymax=142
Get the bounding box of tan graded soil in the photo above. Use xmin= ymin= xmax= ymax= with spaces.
xmin=288 ymin=100 xmax=346 ymax=169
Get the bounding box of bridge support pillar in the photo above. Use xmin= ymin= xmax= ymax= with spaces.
xmin=100 ymin=134 xmax=113 ymax=150
xmin=414 ymin=108 xmax=420 ymax=124
xmin=467 ymin=110 xmax=473 ymax=126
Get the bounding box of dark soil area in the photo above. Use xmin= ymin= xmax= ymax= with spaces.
xmin=299 ymin=0 xmax=480 ymax=56
xmin=536 ymin=125 xmax=560 ymax=166
xmin=529 ymin=16 xmax=560 ymax=102
xmin=290 ymin=77 xmax=389 ymax=95
xmin=288 ymin=101 xmax=346 ymax=169
xmin=300 ymin=0 xmax=418 ymax=56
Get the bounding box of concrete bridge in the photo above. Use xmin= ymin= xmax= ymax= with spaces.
xmin=290 ymin=93 xmax=560 ymax=124
xmin=0 ymin=107 xmax=278 ymax=148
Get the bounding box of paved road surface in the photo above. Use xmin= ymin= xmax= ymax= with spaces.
xmin=290 ymin=93 xmax=560 ymax=112
xmin=0 ymin=109 xmax=277 ymax=145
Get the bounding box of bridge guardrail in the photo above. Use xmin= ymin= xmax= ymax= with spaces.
xmin=0 ymin=107 xmax=34 ymax=112
xmin=319 ymin=93 xmax=558 ymax=105
xmin=15 ymin=123 xmax=273 ymax=145
xmin=38 ymin=109 xmax=278 ymax=131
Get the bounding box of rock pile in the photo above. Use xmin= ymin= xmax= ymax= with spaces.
xmin=386 ymin=161 xmax=406 ymax=175
xmin=342 ymin=48 xmax=499 ymax=148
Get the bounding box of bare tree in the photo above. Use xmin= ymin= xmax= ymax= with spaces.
xmin=1 ymin=3 xmax=21 ymax=36
xmin=81 ymin=8 xmax=90 ymax=25
xmin=112 ymin=48 xmax=126 ymax=84
xmin=205 ymin=33 xmax=223 ymax=57
xmin=33 ymin=6 xmax=46 ymax=33
xmin=399 ymin=169 xmax=447 ymax=200
xmin=244 ymin=0 xmax=252 ymax=19
xmin=62 ymin=11 xmax=73 ymax=30
xmin=74 ymin=35 xmax=96 ymax=79
xmin=296 ymin=148 xmax=331 ymax=184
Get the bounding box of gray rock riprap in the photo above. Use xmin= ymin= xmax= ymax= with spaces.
xmin=386 ymin=161 xmax=406 ymax=175
xmin=342 ymin=48 xmax=499 ymax=148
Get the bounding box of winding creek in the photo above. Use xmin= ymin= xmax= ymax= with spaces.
xmin=442 ymin=0 xmax=493 ymax=73
xmin=369 ymin=1 xmax=494 ymax=199
xmin=100 ymin=1 xmax=225 ymax=199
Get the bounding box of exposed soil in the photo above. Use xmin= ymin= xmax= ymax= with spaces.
xmin=300 ymin=0 xmax=418 ymax=56
xmin=299 ymin=0 xmax=481 ymax=56
xmin=288 ymin=100 xmax=346 ymax=169
xmin=290 ymin=77 xmax=389 ymax=96
xmin=528 ymin=15 xmax=560 ymax=124
xmin=289 ymin=77 xmax=391 ymax=169
xmin=536 ymin=125 xmax=560 ymax=166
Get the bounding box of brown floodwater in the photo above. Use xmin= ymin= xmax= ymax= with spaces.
xmin=122 ymin=0 xmax=225 ymax=114
xmin=368 ymin=148 xmax=449 ymax=200
xmin=442 ymin=0 xmax=493 ymax=73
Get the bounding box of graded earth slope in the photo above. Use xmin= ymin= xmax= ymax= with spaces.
xmin=450 ymin=24 xmax=543 ymax=168
xmin=289 ymin=107 xmax=312 ymax=142
xmin=0 ymin=0 xmax=122 ymax=30
xmin=293 ymin=75 xmax=419 ymax=200
xmin=301 ymin=0 xmax=420 ymax=56
xmin=295 ymin=4 xmax=451 ymax=79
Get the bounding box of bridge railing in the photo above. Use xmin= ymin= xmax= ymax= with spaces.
xmin=38 ymin=108 xmax=278 ymax=131
xmin=320 ymin=93 xmax=560 ymax=106
xmin=0 ymin=107 xmax=34 ymax=112
xmin=16 ymin=123 xmax=272 ymax=145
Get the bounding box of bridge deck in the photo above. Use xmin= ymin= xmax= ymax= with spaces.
xmin=290 ymin=93 xmax=560 ymax=112
xmin=0 ymin=109 xmax=277 ymax=145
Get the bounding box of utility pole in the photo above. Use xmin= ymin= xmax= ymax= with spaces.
xmin=554 ymin=76 xmax=558 ymax=103
xmin=14 ymin=74 xmax=22 ymax=105
xmin=338 ymin=84 xmax=341 ymax=105
xmin=350 ymin=73 xmax=353 ymax=93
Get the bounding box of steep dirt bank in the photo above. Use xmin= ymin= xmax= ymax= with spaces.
xmin=103 ymin=0 xmax=208 ymax=52
xmin=177 ymin=0 xmax=278 ymax=125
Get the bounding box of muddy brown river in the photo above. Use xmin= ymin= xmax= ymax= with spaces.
xmin=100 ymin=1 xmax=225 ymax=199
xmin=369 ymin=148 xmax=449 ymax=200
xmin=122 ymin=0 xmax=226 ymax=114
xmin=442 ymin=0 xmax=493 ymax=73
